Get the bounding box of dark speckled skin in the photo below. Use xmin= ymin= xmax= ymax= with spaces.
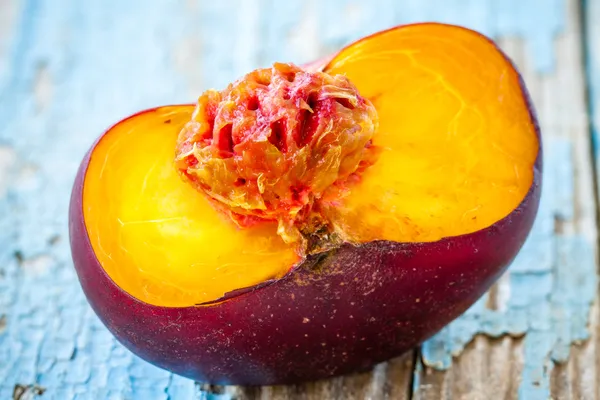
xmin=68 ymin=23 xmax=542 ymax=385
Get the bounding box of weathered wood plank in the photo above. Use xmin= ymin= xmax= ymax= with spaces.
xmin=415 ymin=336 xmax=524 ymax=400
xmin=587 ymin=0 xmax=600 ymax=184
xmin=576 ymin=0 xmax=600 ymax=398
xmin=229 ymin=352 xmax=414 ymax=400
xmin=0 ymin=0 xmax=596 ymax=399
xmin=416 ymin=0 xmax=599 ymax=398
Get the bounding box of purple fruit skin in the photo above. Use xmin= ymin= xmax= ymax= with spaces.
xmin=68 ymin=24 xmax=542 ymax=385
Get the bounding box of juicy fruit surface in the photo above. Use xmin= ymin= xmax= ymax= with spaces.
xmin=324 ymin=24 xmax=538 ymax=242
xmin=81 ymin=24 xmax=539 ymax=307
xmin=175 ymin=63 xmax=378 ymax=246
xmin=83 ymin=107 xmax=299 ymax=307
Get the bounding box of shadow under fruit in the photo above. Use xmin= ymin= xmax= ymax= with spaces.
xmin=69 ymin=23 xmax=542 ymax=385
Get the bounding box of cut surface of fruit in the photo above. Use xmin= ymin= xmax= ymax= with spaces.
xmin=81 ymin=23 xmax=539 ymax=307
xmin=322 ymin=23 xmax=538 ymax=243
xmin=83 ymin=106 xmax=299 ymax=307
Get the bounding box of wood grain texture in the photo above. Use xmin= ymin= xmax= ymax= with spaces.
xmin=0 ymin=0 xmax=597 ymax=399
xmin=417 ymin=1 xmax=599 ymax=398
xmin=578 ymin=0 xmax=600 ymax=397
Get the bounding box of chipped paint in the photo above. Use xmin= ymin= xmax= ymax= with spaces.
xmin=422 ymin=138 xmax=597 ymax=398
xmin=0 ymin=0 xmax=591 ymax=399
xmin=586 ymin=0 xmax=600 ymax=175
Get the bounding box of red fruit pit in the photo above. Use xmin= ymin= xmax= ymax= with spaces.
xmin=175 ymin=62 xmax=379 ymax=246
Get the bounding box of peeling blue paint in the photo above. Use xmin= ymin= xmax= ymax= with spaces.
xmin=0 ymin=0 xmax=589 ymax=399
xmin=586 ymin=0 xmax=600 ymax=177
xmin=422 ymin=138 xmax=598 ymax=397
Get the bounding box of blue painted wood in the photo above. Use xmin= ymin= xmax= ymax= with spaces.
xmin=421 ymin=136 xmax=597 ymax=398
xmin=0 ymin=0 xmax=590 ymax=399
xmin=587 ymin=0 xmax=600 ymax=176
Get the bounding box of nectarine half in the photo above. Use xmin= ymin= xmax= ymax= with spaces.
xmin=69 ymin=23 xmax=541 ymax=384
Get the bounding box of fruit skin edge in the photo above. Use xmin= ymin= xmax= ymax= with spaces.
xmin=68 ymin=24 xmax=542 ymax=385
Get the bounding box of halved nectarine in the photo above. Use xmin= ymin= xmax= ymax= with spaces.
xmin=69 ymin=23 xmax=541 ymax=384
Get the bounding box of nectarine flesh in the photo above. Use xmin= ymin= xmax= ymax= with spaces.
xmin=70 ymin=23 xmax=541 ymax=384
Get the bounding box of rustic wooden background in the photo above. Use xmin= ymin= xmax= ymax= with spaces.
xmin=1 ymin=0 xmax=600 ymax=399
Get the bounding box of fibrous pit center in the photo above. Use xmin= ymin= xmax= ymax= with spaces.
xmin=175 ymin=62 xmax=378 ymax=252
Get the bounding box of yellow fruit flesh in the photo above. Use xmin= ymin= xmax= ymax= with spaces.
xmin=323 ymin=24 xmax=537 ymax=242
xmin=83 ymin=107 xmax=299 ymax=307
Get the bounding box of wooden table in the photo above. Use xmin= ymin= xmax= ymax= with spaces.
xmin=1 ymin=0 xmax=599 ymax=399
